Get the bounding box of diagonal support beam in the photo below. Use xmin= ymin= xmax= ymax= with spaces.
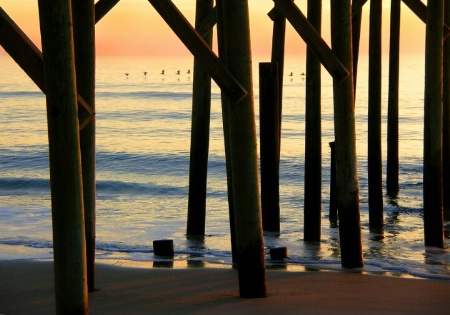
xmin=147 ymin=0 xmax=247 ymax=105
xmin=95 ymin=0 xmax=121 ymax=23
xmin=402 ymin=0 xmax=450 ymax=39
xmin=273 ymin=0 xmax=349 ymax=82
xmin=197 ymin=6 xmax=217 ymax=39
xmin=352 ymin=0 xmax=368 ymax=17
xmin=0 ymin=7 xmax=94 ymax=130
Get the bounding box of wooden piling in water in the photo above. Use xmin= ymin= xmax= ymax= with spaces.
xmin=259 ymin=62 xmax=280 ymax=233
xmin=352 ymin=0 xmax=367 ymax=93
xmin=304 ymin=0 xmax=322 ymax=242
xmin=186 ymin=0 xmax=214 ymax=237
xmin=38 ymin=0 xmax=88 ymax=312
xmin=218 ymin=0 xmax=267 ymax=297
xmin=72 ymin=0 xmax=97 ymax=293
xmin=424 ymin=0 xmax=445 ymax=248
xmin=443 ymin=0 xmax=450 ymax=221
xmin=330 ymin=0 xmax=364 ymax=268
xmin=216 ymin=0 xmax=237 ymax=264
xmin=269 ymin=7 xmax=286 ymax=141
xmin=387 ymin=0 xmax=401 ymax=198
xmin=368 ymin=0 xmax=384 ymax=230
xmin=329 ymin=141 xmax=338 ymax=222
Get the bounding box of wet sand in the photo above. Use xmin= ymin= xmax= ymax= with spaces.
xmin=1 ymin=260 xmax=449 ymax=314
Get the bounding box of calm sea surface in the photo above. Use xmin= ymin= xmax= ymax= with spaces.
xmin=0 ymin=54 xmax=449 ymax=278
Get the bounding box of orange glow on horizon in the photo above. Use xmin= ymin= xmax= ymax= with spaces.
xmin=0 ymin=1 xmax=426 ymax=58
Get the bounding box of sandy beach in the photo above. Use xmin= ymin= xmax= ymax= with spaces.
xmin=1 ymin=260 xmax=449 ymax=314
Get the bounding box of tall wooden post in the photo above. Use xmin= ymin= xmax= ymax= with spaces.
xmin=304 ymin=0 xmax=322 ymax=242
xmin=218 ymin=0 xmax=267 ymax=297
xmin=38 ymin=0 xmax=88 ymax=313
xmin=368 ymin=0 xmax=384 ymax=230
xmin=259 ymin=62 xmax=280 ymax=233
xmin=186 ymin=0 xmax=214 ymax=236
xmin=72 ymin=0 xmax=96 ymax=292
xmin=330 ymin=0 xmax=364 ymax=268
xmin=424 ymin=0 xmax=445 ymax=248
xmin=443 ymin=0 xmax=450 ymax=221
xmin=387 ymin=0 xmax=401 ymax=197
xmin=269 ymin=7 xmax=286 ymax=142
xmin=216 ymin=0 xmax=237 ymax=264
xmin=352 ymin=0 xmax=366 ymax=93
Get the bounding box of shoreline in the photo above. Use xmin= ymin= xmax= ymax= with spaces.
xmin=1 ymin=259 xmax=450 ymax=314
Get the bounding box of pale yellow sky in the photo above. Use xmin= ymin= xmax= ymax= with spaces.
xmin=0 ymin=0 xmax=426 ymax=57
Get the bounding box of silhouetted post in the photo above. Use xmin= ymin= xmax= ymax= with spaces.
xmin=443 ymin=0 xmax=450 ymax=221
xmin=424 ymin=0 xmax=445 ymax=248
xmin=216 ymin=0 xmax=237 ymax=264
xmin=187 ymin=0 xmax=214 ymax=236
xmin=304 ymin=0 xmax=322 ymax=242
xmin=329 ymin=141 xmax=338 ymax=222
xmin=269 ymin=7 xmax=286 ymax=141
xmin=330 ymin=0 xmax=364 ymax=268
xmin=352 ymin=0 xmax=367 ymax=93
xmin=259 ymin=62 xmax=280 ymax=233
xmin=218 ymin=0 xmax=267 ymax=297
xmin=72 ymin=0 xmax=96 ymax=293
xmin=387 ymin=0 xmax=401 ymax=197
xmin=368 ymin=0 xmax=384 ymax=230
xmin=38 ymin=0 xmax=88 ymax=313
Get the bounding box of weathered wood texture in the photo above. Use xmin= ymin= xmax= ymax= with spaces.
xmin=444 ymin=0 xmax=450 ymax=220
xmin=38 ymin=0 xmax=88 ymax=312
xmin=72 ymin=0 xmax=96 ymax=292
xmin=330 ymin=0 xmax=364 ymax=268
xmin=187 ymin=0 xmax=214 ymax=236
xmin=218 ymin=0 xmax=267 ymax=297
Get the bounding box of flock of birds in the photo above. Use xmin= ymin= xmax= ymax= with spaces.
xmin=124 ymin=70 xmax=305 ymax=79
xmin=124 ymin=69 xmax=191 ymax=78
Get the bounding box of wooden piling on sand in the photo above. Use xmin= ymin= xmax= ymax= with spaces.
xmin=424 ymin=0 xmax=445 ymax=248
xmin=330 ymin=0 xmax=364 ymax=268
xmin=259 ymin=62 xmax=280 ymax=233
xmin=186 ymin=0 xmax=214 ymax=237
xmin=368 ymin=0 xmax=384 ymax=230
xmin=387 ymin=0 xmax=401 ymax=198
xmin=38 ymin=0 xmax=88 ymax=313
xmin=304 ymin=0 xmax=322 ymax=242
xmin=72 ymin=0 xmax=97 ymax=292
xmin=218 ymin=0 xmax=267 ymax=297
xmin=443 ymin=0 xmax=450 ymax=221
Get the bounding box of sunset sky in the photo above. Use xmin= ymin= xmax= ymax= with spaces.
xmin=0 ymin=0 xmax=427 ymax=57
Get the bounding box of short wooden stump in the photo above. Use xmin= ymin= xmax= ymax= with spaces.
xmin=153 ymin=239 xmax=174 ymax=257
xmin=269 ymin=247 xmax=288 ymax=260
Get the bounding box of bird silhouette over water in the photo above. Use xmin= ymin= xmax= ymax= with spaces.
xmin=289 ymin=72 xmax=293 ymax=76
xmin=144 ymin=71 xmax=147 ymax=77
xmin=187 ymin=69 xmax=191 ymax=74
xmin=125 ymin=73 xmax=129 ymax=78
xmin=161 ymin=70 xmax=165 ymax=75
xmin=176 ymin=70 xmax=180 ymax=75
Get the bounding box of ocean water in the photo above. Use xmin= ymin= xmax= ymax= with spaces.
xmin=0 ymin=54 xmax=449 ymax=279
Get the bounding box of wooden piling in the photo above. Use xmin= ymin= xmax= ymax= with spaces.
xmin=387 ymin=0 xmax=401 ymax=197
xmin=424 ymin=0 xmax=445 ymax=248
xmin=352 ymin=0 xmax=367 ymax=93
xmin=329 ymin=141 xmax=338 ymax=222
xmin=304 ymin=0 xmax=322 ymax=242
xmin=186 ymin=0 xmax=214 ymax=237
xmin=38 ymin=0 xmax=88 ymax=313
xmin=259 ymin=62 xmax=280 ymax=233
xmin=72 ymin=0 xmax=96 ymax=293
xmin=215 ymin=0 xmax=238 ymax=264
xmin=269 ymin=7 xmax=286 ymax=138
xmin=368 ymin=0 xmax=384 ymax=230
xmin=330 ymin=0 xmax=364 ymax=268
xmin=218 ymin=0 xmax=267 ymax=297
xmin=443 ymin=0 xmax=450 ymax=221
